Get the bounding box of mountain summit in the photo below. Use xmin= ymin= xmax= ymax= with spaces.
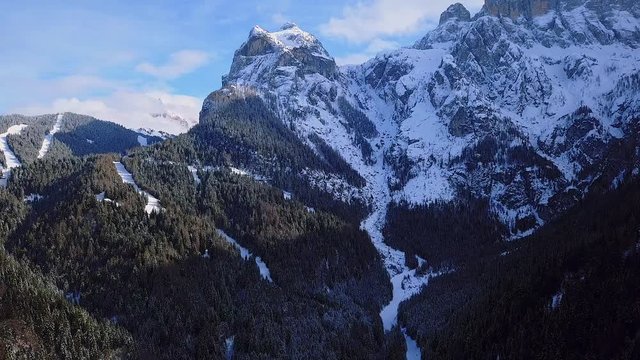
xmin=224 ymin=23 xmax=337 ymax=86
xmin=208 ymin=1 xmax=640 ymax=239
xmin=483 ymin=0 xmax=640 ymax=19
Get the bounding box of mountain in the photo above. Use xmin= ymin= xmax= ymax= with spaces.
xmin=1 ymin=0 xmax=639 ymax=359
xmin=1 ymin=113 xmax=162 ymax=162
xmin=211 ymin=0 xmax=640 ymax=241
xmin=196 ymin=0 xmax=640 ymax=356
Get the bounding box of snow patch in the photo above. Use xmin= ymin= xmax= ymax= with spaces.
xmin=112 ymin=161 xmax=163 ymax=214
xmin=24 ymin=193 xmax=44 ymax=202
xmin=225 ymin=336 xmax=235 ymax=360
xmin=0 ymin=124 xmax=29 ymax=187
xmin=95 ymin=191 xmax=120 ymax=206
xmin=402 ymin=328 xmax=421 ymax=360
xmin=137 ymin=135 xmax=148 ymax=147
xmin=188 ymin=166 xmax=201 ymax=184
xmin=551 ymin=289 xmax=563 ymax=310
xmin=38 ymin=113 xmax=63 ymax=159
xmin=230 ymin=166 xmax=269 ymax=182
xmin=217 ymin=229 xmax=273 ymax=282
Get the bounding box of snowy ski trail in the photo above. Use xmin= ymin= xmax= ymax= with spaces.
xmin=38 ymin=113 xmax=63 ymax=159
xmin=216 ymin=229 xmax=273 ymax=282
xmin=0 ymin=124 xmax=29 ymax=187
xmin=113 ymin=161 xmax=162 ymax=214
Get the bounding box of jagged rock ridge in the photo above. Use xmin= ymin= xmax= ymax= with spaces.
xmin=202 ymin=0 xmax=640 ymax=236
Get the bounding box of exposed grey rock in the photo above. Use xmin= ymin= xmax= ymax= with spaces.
xmin=440 ymin=3 xmax=472 ymax=25
xmin=204 ymin=4 xmax=640 ymax=236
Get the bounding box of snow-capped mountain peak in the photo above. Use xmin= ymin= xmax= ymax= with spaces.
xmin=206 ymin=0 xmax=640 ymax=237
xmin=439 ymin=3 xmax=472 ymax=25
xmin=224 ymin=23 xmax=336 ymax=86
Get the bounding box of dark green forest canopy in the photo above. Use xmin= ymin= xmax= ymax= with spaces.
xmin=1 ymin=152 xmax=394 ymax=359
xmin=1 ymin=113 xmax=161 ymax=166
xmin=1 ymin=97 xmax=638 ymax=359
xmin=398 ymin=178 xmax=640 ymax=360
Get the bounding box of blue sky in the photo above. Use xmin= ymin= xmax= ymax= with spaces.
xmin=0 ymin=0 xmax=483 ymax=132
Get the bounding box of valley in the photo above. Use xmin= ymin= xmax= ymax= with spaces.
xmin=1 ymin=0 xmax=639 ymax=358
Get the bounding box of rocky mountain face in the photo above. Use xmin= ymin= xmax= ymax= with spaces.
xmin=203 ymin=0 xmax=640 ymax=237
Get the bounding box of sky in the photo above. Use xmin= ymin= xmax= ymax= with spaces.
xmin=0 ymin=0 xmax=484 ymax=133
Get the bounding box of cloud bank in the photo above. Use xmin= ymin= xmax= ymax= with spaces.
xmin=136 ymin=50 xmax=211 ymax=80
xmin=320 ymin=0 xmax=484 ymax=43
xmin=14 ymin=91 xmax=201 ymax=135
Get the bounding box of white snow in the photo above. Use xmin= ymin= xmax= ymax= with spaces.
xmin=0 ymin=124 xmax=29 ymax=187
xmin=611 ymin=170 xmax=626 ymax=189
xmin=250 ymin=24 xmax=331 ymax=59
xmin=551 ymin=289 xmax=563 ymax=309
xmin=24 ymin=193 xmax=44 ymax=202
xmin=95 ymin=191 xmax=119 ymax=205
xmin=402 ymin=328 xmax=421 ymax=360
xmin=137 ymin=135 xmax=148 ymax=147
xmin=112 ymin=161 xmax=162 ymax=214
xmin=1 ymin=124 xmax=28 ymax=168
xmin=38 ymin=113 xmax=63 ymax=159
xmin=229 ymin=166 xmax=269 ymax=182
xmin=379 ymin=269 xmax=430 ymax=331
xmin=282 ymin=190 xmax=292 ymax=200
xmin=230 ymin=167 xmax=249 ymax=176
xmin=217 ymin=229 xmax=273 ymax=282
xmin=137 ymin=128 xmax=170 ymax=139
xmin=225 ymin=336 xmax=235 ymax=360
xmin=188 ymin=165 xmax=201 ymax=184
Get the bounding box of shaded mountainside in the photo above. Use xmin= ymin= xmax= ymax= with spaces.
xmin=1 ymin=150 xmax=394 ymax=359
xmin=0 ymin=113 xmax=162 ymax=166
xmin=399 ymin=176 xmax=640 ymax=360
xmin=1 ymin=0 xmax=639 ymax=358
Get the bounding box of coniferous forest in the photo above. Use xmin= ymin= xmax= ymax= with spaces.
xmin=6 ymin=0 xmax=640 ymax=357
xmin=1 ymin=99 xmax=639 ymax=359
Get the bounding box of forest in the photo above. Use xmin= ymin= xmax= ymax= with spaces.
xmin=1 ymin=98 xmax=639 ymax=359
xmin=398 ymin=177 xmax=640 ymax=359
xmin=0 ymin=97 xmax=404 ymax=359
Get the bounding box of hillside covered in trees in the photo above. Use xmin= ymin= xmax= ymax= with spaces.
xmin=1 ymin=113 xmax=161 ymax=165
xmin=2 ymin=87 xmax=640 ymax=359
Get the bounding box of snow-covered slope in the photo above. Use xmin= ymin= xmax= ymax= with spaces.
xmin=38 ymin=113 xmax=63 ymax=159
xmin=216 ymin=229 xmax=273 ymax=282
xmin=202 ymin=1 xmax=640 ymax=354
xmin=0 ymin=124 xmax=29 ymax=187
xmin=206 ymin=0 xmax=640 ymax=238
xmin=113 ymin=161 xmax=163 ymax=214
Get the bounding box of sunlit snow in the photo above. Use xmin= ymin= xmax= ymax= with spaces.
xmin=38 ymin=113 xmax=63 ymax=159
xmin=113 ymin=161 xmax=162 ymax=214
xmin=217 ymin=229 xmax=273 ymax=282
xmin=0 ymin=124 xmax=29 ymax=187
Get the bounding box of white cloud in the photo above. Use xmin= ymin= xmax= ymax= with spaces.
xmin=365 ymin=38 xmax=401 ymax=52
xmin=13 ymin=91 xmax=201 ymax=135
xmin=335 ymin=38 xmax=400 ymax=65
xmin=335 ymin=53 xmax=373 ymax=66
xmin=136 ymin=50 xmax=211 ymax=80
xmin=320 ymin=0 xmax=484 ymax=43
xmin=271 ymin=12 xmax=289 ymax=25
